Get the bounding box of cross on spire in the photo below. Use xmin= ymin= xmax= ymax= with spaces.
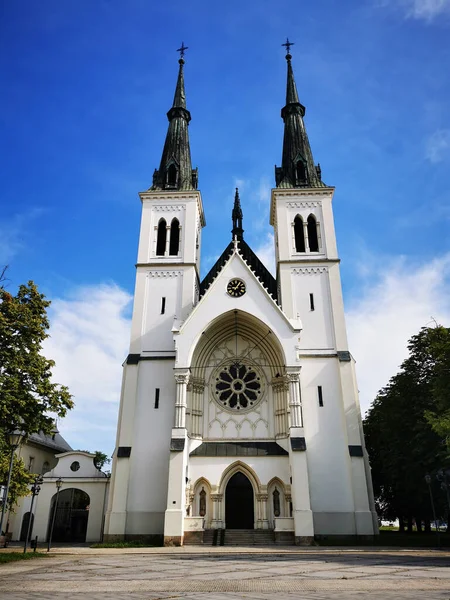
xmin=282 ymin=37 xmax=294 ymax=57
xmin=177 ymin=42 xmax=188 ymax=59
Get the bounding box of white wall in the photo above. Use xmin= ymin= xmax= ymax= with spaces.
xmin=125 ymin=360 xmax=175 ymax=534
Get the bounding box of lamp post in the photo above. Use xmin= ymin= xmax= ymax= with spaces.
xmin=23 ymin=474 xmax=44 ymax=553
xmin=425 ymin=473 xmax=440 ymax=548
xmin=0 ymin=430 xmax=25 ymax=544
xmin=47 ymin=477 xmax=63 ymax=552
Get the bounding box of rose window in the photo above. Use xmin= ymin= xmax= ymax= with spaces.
xmin=214 ymin=363 xmax=262 ymax=410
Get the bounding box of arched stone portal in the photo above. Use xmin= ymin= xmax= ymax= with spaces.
xmin=225 ymin=472 xmax=254 ymax=529
xmin=47 ymin=488 xmax=90 ymax=543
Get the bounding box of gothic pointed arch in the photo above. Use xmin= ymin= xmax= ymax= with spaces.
xmin=294 ymin=215 xmax=305 ymax=252
xmin=156 ymin=218 xmax=167 ymax=256
xmin=307 ymin=214 xmax=319 ymax=252
xmin=295 ymin=157 xmax=307 ymax=185
xmin=191 ymin=477 xmax=212 ymax=522
xmin=218 ymin=460 xmax=261 ymax=496
xmin=166 ymin=162 xmax=178 ymax=188
xmin=189 ymin=310 xmax=286 ymax=382
xmin=169 ymin=218 xmax=180 ymax=256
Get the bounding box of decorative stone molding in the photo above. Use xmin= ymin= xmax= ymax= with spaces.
xmin=188 ymin=377 xmax=205 ymax=393
xmin=287 ymin=201 xmax=320 ymax=209
xmin=152 ymin=205 xmax=186 ymax=212
xmin=286 ymin=372 xmax=300 ymax=384
xmin=291 ymin=267 xmax=328 ymax=275
xmin=175 ymin=372 xmax=190 ymax=385
xmin=271 ymin=377 xmax=289 ymax=393
xmin=148 ymin=271 xmax=182 ymax=278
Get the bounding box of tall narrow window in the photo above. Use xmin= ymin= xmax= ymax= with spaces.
xmin=199 ymin=488 xmax=206 ymax=517
xmin=166 ymin=164 xmax=177 ymax=187
xmin=307 ymin=214 xmax=319 ymax=252
xmin=296 ymin=160 xmax=306 ymax=184
xmin=154 ymin=388 xmax=160 ymax=409
xmin=273 ymin=487 xmax=281 ymax=517
xmin=169 ymin=218 xmax=180 ymax=256
xmin=156 ymin=219 xmax=167 ymax=256
xmin=309 ymin=293 xmax=315 ymax=311
xmin=161 ymin=297 xmax=166 ymax=314
xmin=318 ymin=386 xmax=323 ymax=407
xmin=294 ymin=216 xmax=305 ymax=252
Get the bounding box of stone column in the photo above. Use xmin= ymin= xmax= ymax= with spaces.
xmin=286 ymin=370 xmax=302 ymax=428
xmin=211 ymin=494 xmax=223 ymax=529
xmin=303 ymin=221 xmax=310 ymax=252
xmin=174 ymin=370 xmax=190 ymax=428
xmin=165 ymin=224 xmax=171 ymax=256
xmin=190 ymin=377 xmax=205 ymax=437
xmin=316 ymin=220 xmax=322 ymax=250
xmin=272 ymin=377 xmax=289 ymax=437
xmin=257 ymin=493 xmax=269 ymax=529
xmin=285 ymin=493 xmax=292 ymax=517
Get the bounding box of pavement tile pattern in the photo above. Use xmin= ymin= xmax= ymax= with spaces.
xmin=1 ymin=548 xmax=449 ymax=600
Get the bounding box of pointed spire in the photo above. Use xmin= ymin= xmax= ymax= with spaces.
xmin=231 ymin=188 xmax=244 ymax=241
xmin=275 ymin=40 xmax=325 ymax=189
xmin=151 ymin=45 xmax=198 ymax=191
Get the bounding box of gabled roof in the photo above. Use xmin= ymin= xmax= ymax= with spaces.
xmin=200 ymin=239 xmax=278 ymax=303
xmin=28 ymin=431 xmax=73 ymax=454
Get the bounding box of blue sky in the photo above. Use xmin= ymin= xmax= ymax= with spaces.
xmin=1 ymin=0 xmax=450 ymax=457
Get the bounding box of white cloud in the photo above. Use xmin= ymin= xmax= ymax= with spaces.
xmin=0 ymin=209 xmax=44 ymax=265
xmin=43 ymin=283 xmax=132 ymax=455
xmin=425 ymin=129 xmax=450 ymax=163
xmin=346 ymin=253 xmax=450 ymax=417
xmin=380 ymin=0 xmax=450 ymax=21
xmin=254 ymin=232 xmax=275 ymax=274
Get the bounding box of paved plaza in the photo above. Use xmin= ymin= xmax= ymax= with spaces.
xmin=1 ymin=547 xmax=450 ymax=599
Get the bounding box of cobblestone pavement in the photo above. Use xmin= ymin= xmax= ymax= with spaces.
xmin=1 ymin=549 xmax=449 ymax=599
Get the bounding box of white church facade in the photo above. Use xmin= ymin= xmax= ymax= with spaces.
xmin=104 ymin=45 xmax=378 ymax=545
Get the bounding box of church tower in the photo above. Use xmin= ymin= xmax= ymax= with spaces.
xmin=105 ymin=43 xmax=377 ymax=546
xmin=104 ymin=48 xmax=205 ymax=542
xmin=271 ymin=42 xmax=377 ymax=538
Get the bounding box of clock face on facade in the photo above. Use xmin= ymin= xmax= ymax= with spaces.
xmin=227 ymin=278 xmax=246 ymax=298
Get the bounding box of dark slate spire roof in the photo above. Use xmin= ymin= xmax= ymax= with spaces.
xmin=200 ymin=239 xmax=278 ymax=302
xmin=151 ymin=54 xmax=198 ymax=191
xmin=231 ymin=188 xmax=244 ymax=241
xmin=275 ymin=46 xmax=325 ymax=189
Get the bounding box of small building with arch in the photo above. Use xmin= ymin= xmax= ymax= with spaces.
xmin=11 ymin=451 xmax=110 ymax=545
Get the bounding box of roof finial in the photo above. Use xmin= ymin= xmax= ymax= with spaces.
xmin=231 ymin=187 xmax=244 ymax=241
xmin=177 ymin=42 xmax=188 ymax=63
xmin=282 ymin=37 xmax=294 ymax=60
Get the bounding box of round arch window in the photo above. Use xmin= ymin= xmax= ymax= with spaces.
xmin=211 ymin=361 xmax=264 ymax=412
xmin=70 ymin=461 xmax=80 ymax=472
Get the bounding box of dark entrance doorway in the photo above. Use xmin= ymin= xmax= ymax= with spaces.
xmin=20 ymin=512 xmax=34 ymax=541
xmin=225 ymin=472 xmax=254 ymax=529
xmin=47 ymin=488 xmax=90 ymax=543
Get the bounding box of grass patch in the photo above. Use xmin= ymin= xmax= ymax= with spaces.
xmin=315 ymin=531 xmax=450 ymax=548
xmin=0 ymin=552 xmax=47 ymax=565
xmin=91 ymin=541 xmax=159 ymax=548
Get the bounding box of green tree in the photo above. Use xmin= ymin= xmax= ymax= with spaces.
xmin=93 ymin=451 xmax=110 ymax=471
xmin=0 ymin=280 xmax=73 ymax=511
xmin=422 ymin=327 xmax=450 ymax=452
xmin=364 ymin=325 xmax=450 ymax=532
